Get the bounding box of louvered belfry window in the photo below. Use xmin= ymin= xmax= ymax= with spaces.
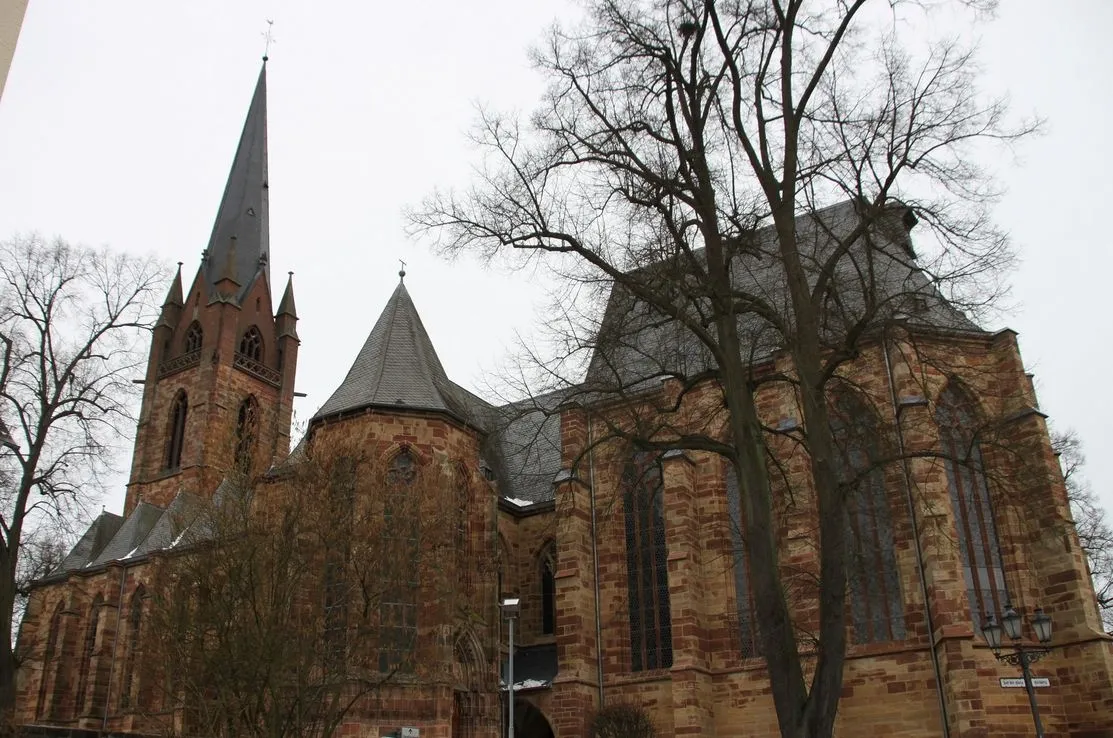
xmin=238 ymin=326 xmax=263 ymax=362
xmin=936 ymin=382 xmax=1009 ymax=625
xmin=165 ymin=391 xmax=188 ymax=470
xmin=725 ymin=467 xmax=760 ymax=658
xmin=830 ymin=394 xmax=906 ymax=643
xmin=234 ymin=396 xmax=258 ymax=473
xmin=184 ymin=321 xmax=203 ymax=353
xmin=623 ymin=452 xmax=672 ymax=671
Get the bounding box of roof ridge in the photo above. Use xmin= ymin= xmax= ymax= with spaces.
xmin=369 ymin=286 xmax=402 ymax=405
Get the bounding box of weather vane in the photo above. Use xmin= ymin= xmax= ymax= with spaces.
xmin=399 ymin=259 xmax=407 ymax=280
xmin=262 ymin=19 xmax=276 ymax=61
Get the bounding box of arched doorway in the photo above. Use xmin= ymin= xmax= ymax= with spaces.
xmin=507 ymin=699 xmax=554 ymax=738
xmin=452 ymin=629 xmax=496 ymax=738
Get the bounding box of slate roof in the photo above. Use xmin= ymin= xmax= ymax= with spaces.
xmin=202 ymin=63 xmax=270 ymax=304
xmin=52 ymin=491 xmax=209 ymax=576
xmin=57 ymin=511 xmax=124 ymax=573
xmin=86 ymin=502 xmax=164 ymax=567
xmin=312 ymin=279 xmax=481 ymax=425
xmin=584 ymin=201 xmax=981 ymax=390
xmin=308 ymin=200 xmax=981 ymax=509
xmin=133 ymin=492 xmax=204 ymax=556
xmin=485 ymin=393 xmax=565 ymax=506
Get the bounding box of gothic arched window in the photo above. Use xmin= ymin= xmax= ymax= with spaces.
xmin=623 ymin=452 xmax=672 ymax=671
xmin=120 ymin=587 xmax=145 ymax=709
xmin=380 ymin=449 xmax=418 ymax=672
xmin=830 ymin=392 xmax=905 ymax=643
xmin=238 ymin=326 xmax=263 ymax=362
xmin=184 ymin=321 xmax=203 ymax=353
xmin=726 ymin=465 xmax=759 ymax=658
xmin=74 ymin=594 xmax=103 ymax=715
xmin=936 ymin=381 xmax=1009 ymax=625
xmin=165 ymin=391 xmax=188 ymax=470
xmin=233 ymin=396 xmax=258 ymax=473
xmin=36 ymin=601 xmax=66 ymax=720
xmin=454 ymin=465 xmax=473 ymax=596
xmin=323 ymin=456 xmax=356 ymax=668
xmin=540 ymin=542 xmax=556 ymax=636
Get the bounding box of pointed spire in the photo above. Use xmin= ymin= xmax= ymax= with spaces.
xmin=157 ymin=262 xmax=185 ymax=330
xmin=204 ymin=63 xmax=269 ymax=302
xmin=312 ymin=281 xmax=466 ymax=423
xmin=277 ymin=272 xmax=297 ymax=318
xmin=163 ymin=263 xmax=184 ymax=307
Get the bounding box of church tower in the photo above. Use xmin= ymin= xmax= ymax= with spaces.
xmin=124 ymin=63 xmax=298 ymax=515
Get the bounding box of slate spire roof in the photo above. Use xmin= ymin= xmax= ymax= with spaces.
xmin=313 ymin=278 xmax=470 ymax=422
xmin=277 ymin=272 xmax=297 ymax=318
xmin=203 ymin=63 xmax=269 ymax=302
xmin=162 ymin=262 xmax=184 ymax=308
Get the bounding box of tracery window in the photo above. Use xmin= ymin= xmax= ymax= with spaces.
xmin=36 ymin=602 xmax=65 ymax=720
xmin=323 ymin=456 xmax=355 ymax=668
xmin=165 ymin=391 xmax=188 ymax=470
xmin=380 ymin=449 xmax=418 ymax=672
xmin=830 ymin=393 xmax=906 ymax=643
xmin=725 ymin=466 xmax=759 ymax=658
xmin=936 ymin=382 xmax=1010 ymax=625
xmin=238 ymin=326 xmax=263 ymax=362
xmin=540 ymin=542 xmax=556 ymax=636
xmin=184 ymin=321 xmax=203 ymax=353
xmin=74 ymin=595 xmax=103 ymax=715
xmin=233 ymin=396 xmax=258 ymax=473
xmin=454 ymin=465 xmax=474 ymax=596
xmin=623 ymin=452 xmax=672 ymax=671
xmin=120 ymin=587 xmax=145 ymax=710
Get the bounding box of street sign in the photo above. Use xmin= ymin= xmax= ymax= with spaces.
xmin=1000 ymin=677 xmax=1050 ymax=688
xmin=401 ymin=729 xmax=420 ymax=738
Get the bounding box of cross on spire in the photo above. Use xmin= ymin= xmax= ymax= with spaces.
xmin=262 ymin=19 xmax=275 ymax=62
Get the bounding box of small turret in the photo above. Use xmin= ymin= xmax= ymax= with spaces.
xmin=276 ymin=271 xmax=298 ymax=339
xmin=156 ymin=262 xmax=185 ymax=330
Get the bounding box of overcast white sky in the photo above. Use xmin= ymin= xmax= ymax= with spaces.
xmin=0 ymin=1 xmax=1109 ymax=519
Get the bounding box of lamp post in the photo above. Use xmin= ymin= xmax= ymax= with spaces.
xmin=500 ymin=597 xmax=520 ymax=738
xmin=980 ymin=606 xmax=1054 ymax=737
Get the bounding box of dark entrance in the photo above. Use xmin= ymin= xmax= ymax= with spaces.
xmin=506 ymin=699 xmax=554 ymax=738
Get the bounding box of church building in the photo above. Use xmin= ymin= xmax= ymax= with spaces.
xmin=12 ymin=64 xmax=1113 ymax=738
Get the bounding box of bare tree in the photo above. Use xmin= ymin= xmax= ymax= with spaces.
xmin=1053 ymin=429 xmax=1112 ymax=631
xmin=144 ymin=441 xmax=460 ymax=738
xmin=0 ymin=235 xmax=163 ymax=714
xmin=411 ymin=2 xmax=1034 ymax=736
xmin=590 ymin=704 xmax=658 ymax=738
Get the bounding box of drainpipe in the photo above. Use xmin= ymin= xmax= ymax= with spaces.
xmin=102 ymin=562 xmax=129 ymax=732
xmin=882 ymin=330 xmax=951 ymax=738
xmin=587 ymin=417 xmax=605 ymax=707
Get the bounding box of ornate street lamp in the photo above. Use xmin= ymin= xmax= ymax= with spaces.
xmin=980 ymin=606 xmax=1054 ymax=737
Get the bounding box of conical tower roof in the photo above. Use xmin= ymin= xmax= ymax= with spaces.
xmin=277 ymin=272 xmax=297 ymax=318
xmin=203 ymin=64 xmax=269 ymax=301
xmin=162 ymin=263 xmax=184 ymax=307
xmin=313 ymin=280 xmax=468 ymax=422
